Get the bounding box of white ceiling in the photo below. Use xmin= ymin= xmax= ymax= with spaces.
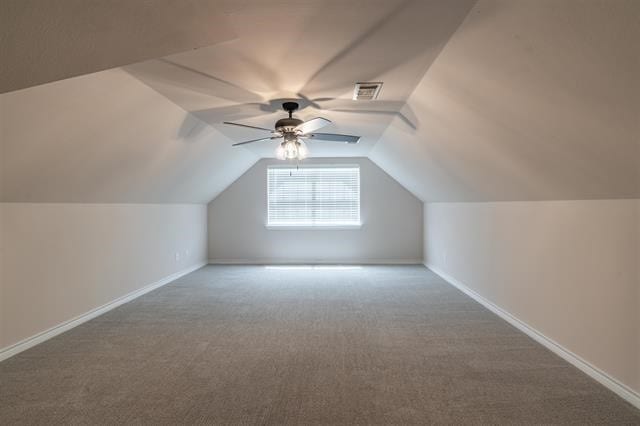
xmin=0 ymin=0 xmax=235 ymax=94
xmin=124 ymin=0 xmax=476 ymax=158
xmin=1 ymin=0 xmax=638 ymax=203
xmin=0 ymin=68 xmax=257 ymax=203
xmin=370 ymin=0 xmax=640 ymax=201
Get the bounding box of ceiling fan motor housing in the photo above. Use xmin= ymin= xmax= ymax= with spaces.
xmin=275 ymin=117 xmax=303 ymax=132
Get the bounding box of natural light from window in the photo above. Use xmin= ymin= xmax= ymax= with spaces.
xmin=267 ymin=165 xmax=361 ymax=227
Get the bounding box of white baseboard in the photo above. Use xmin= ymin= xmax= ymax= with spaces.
xmin=208 ymin=259 xmax=422 ymax=265
xmin=424 ymin=263 xmax=640 ymax=410
xmin=0 ymin=262 xmax=207 ymax=363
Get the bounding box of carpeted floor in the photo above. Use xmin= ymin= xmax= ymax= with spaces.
xmin=1 ymin=265 xmax=638 ymax=424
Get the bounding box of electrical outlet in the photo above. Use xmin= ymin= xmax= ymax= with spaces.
xmin=175 ymin=252 xmax=180 ymax=262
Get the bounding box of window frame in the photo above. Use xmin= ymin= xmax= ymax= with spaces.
xmin=266 ymin=164 xmax=362 ymax=230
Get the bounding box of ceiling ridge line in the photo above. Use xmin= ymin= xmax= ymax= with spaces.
xmin=365 ymin=0 xmax=479 ymax=155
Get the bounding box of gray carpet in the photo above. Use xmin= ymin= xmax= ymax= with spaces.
xmin=1 ymin=265 xmax=638 ymax=424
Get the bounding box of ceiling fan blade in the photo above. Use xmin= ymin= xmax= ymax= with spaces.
xmin=295 ymin=117 xmax=331 ymax=134
xmin=306 ymin=133 xmax=360 ymax=144
xmin=223 ymin=121 xmax=274 ymax=132
xmin=232 ymin=136 xmax=282 ymax=147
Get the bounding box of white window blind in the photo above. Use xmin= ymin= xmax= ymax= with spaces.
xmin=267 ymin=166 xmax=360 ymax=227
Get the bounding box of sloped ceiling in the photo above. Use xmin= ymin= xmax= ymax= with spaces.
xmin=0 ymin=0 xmax=475 ymax=203
xmin=124 ymin=0 xmax=476 ymax=158
xmin=370 ymin=0 xmax=640 ymax=201
xmin=1 ymin=0 xmax=638 ymax=204
xmin=0 ymin=0 xmax=235 ymax=93
xmin=0 ymin=68 xmax=256 ymax=203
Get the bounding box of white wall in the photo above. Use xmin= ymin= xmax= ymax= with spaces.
xmin=424 ymin=199 xmax=640 ymax=393
xmin=0 ymin=203 xmax=207 ymax=351
xmin=208 ymin=157 xmax=422 ymax=263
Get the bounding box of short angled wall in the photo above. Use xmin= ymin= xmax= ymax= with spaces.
xmin=427 ymin=265 xmax=640 ymax=409
xmin=424 ymin=199 xmax=640 ymax=405
xmin=0 ymin=203 xmax=208 ymax=356
xmin=0 ymin=261 xmax=205 ymax=362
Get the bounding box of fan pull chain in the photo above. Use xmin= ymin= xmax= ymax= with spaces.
xmin=290 ymin=161 xmax=299 ymax=176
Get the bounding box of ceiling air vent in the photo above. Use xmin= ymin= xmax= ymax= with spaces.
xmin=353 ymin=82 xmax=383 ymax=100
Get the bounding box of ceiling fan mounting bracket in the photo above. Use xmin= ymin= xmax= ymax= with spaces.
xmin=282 ymin=101 xmax=300 ymax=117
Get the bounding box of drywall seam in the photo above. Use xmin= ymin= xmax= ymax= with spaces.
xmin=0 ymin=262 xmax=207 ymax=362
xmin=425 ymin=263 xmax=640 ymax=410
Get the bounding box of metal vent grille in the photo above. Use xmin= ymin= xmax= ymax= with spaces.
xmin=352 ymin=82 xmax=383 ymax=100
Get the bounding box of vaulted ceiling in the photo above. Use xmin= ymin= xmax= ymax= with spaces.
xmin=371 ymin=0 xmax=640 ymax=201
xmin=1 ymin=0 xmax=638 ymax=203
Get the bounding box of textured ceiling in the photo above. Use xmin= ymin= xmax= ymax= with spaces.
xmin=0 ymin=0 xmax=236 ymax=93
xmin=1 ymin=0 xmax=638 ymax=204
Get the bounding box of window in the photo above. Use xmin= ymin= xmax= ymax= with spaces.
xmin=267 ymin=165 xmax=360 ymax=227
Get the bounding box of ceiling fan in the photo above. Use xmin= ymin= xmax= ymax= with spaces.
xmin=224 ymin=102 xmax=360 ymax=160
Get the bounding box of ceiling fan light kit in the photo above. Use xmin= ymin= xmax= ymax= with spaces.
xmin=224 ymin=101 xmax=360 ymax=160
xmin=276 ymin=140 xmax=308 ymax=161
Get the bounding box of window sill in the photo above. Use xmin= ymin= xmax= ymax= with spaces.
xmin=266 ymin=224 xmax=362 ymax=231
